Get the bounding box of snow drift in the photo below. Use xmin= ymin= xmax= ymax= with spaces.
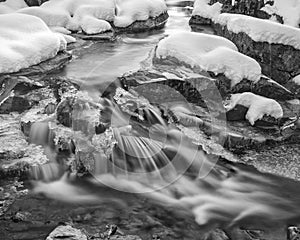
xmin=224 ymin=92 xmax=283 ymax=125
xmin=155 ymin=32 xmax=262 ymax=86
xmin=0 ymin=13 xmax=67 ymax=73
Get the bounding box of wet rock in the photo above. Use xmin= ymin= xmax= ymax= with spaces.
xmin=114 ymin=12 xmax=169 ymax=33
xmin=46 ymin=224 xmax=88 ymax=240
xmin=57 ymin=91 xmax=101 ymax=134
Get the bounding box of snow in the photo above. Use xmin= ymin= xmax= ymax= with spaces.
xmin=18 ymin=0 xmax=115 ymax=34
xmin=155 ymin=32 xmax=261 ymax=86
xmin=262 ymin=0 xmax=300 ymax=27
xmin=114 ymin=0 xmax=167 ymax=28
xmin=224 ymin=92 xmax=283 ymax=125
xmin=0 ymin=13 xmax=67 ymax=74
xmin=0 ymin=0 xmax=27 ymax=14
xmin=216 ymin=13 xmax=300 ymax=50
xmin=292 ymin=75 xmax=300 ymax=85
xmin=192 ymin=0 xmax=222 ymax=19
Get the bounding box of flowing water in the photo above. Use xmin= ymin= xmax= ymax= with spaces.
xmin=3 ymin=1 xmax=300 ymax=239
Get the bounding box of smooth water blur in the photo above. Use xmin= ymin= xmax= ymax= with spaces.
xmin=30 ymin=97 xmax=300 ymax=230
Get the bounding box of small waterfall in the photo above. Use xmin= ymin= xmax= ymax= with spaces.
xmin=28 ymin=97 xmax=300 ymax=229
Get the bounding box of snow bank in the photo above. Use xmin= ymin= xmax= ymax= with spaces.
xmin=18 ymin=0 xmax=115 ymax=34
xmin=0 ymin=0 xmax=27 ymax=14
xmin=192 ymin=0 xmax=222 ymax=19
xmin=0 ymin=13 xmax=67 ymax=73
xmin=155 ymin=32 xmax=261 ymax=86
xmin=261 ymin=0 xmax=300 ymax=27
xmin=114 ymin=0 xmax=167 ymax=28
xmin=224 ymin=92 xmax=283 ymax=125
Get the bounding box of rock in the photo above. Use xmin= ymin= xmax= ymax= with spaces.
xmin=73 ymin=31 xmax=116 ymax=41
xmin=46 ymin=225 xmax=88 ymax=240
xmin=226 ymin=104 xmax=249 ymax=121
xmin=0 ymin=77 xmax=54 ymax=114
xmin=114 ymin=12 xmax=169 ymax=33
xmin=241 ymin=143 xmax=300 ymax=181
xmin=189 ymin=15 xmax=212 ymax=27
xmin=232 ymin=76 xmax=295 ymax=101
xmin=56 ymin=91 xmax=101 ymax=133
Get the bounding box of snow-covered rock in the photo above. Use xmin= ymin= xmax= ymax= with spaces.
xmin=192 ymin=1 xmax=300 ymax=49
xmin=190 ymin=1 xmax=300 ymax=84
xmin=114 ymin=0 xmax=167 ymax=28
xmin=155 ymin=32 xmax=261 ymax=87
xmin=0 ymin=13 xmax=67 ymax=74
xmin=18 ymin=0 xmax=115 ymax=34
xmin=216 ymin=13 xmax=300 ymax=50
xmin=224 ymin=92 xmax=283 ymax=125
